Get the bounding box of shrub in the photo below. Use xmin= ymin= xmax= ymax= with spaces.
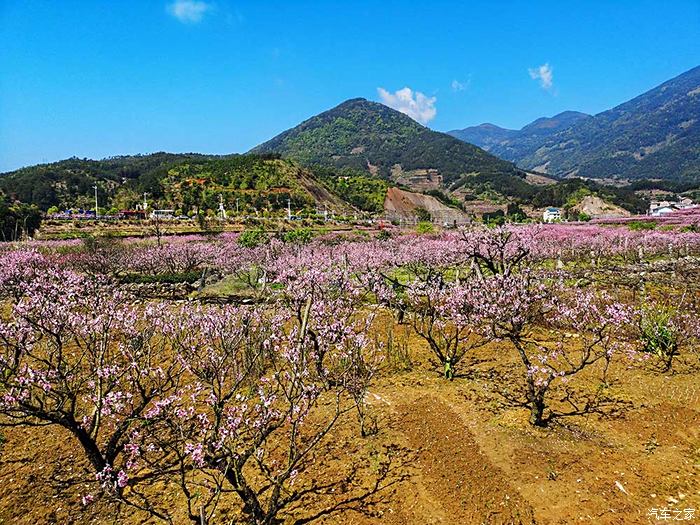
xmin=376 ymin=229 xmax=391 ymax=241
xmin=416 ymin=221 xmax=434 ymax=234
xmin=482 ymin=210 xmax=506 ymax=226
xmin=639 ymin=303 xmax=680 ymax=371
xmin=238 ymin=226 xmax=267 ymax=248
xmin=414 ymin=207 xmax=431 ymax=222
xmin=628 ymin=220 xmax=656 ymax=231
xmin=282 ymin=227 xmax=314 ymax=244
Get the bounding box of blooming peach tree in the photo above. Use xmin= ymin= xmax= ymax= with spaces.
xmin=479 ymin=272 xmax=633 ymax=426
xmin=0 ymin=269 xmax=184 ymax=518
xmin=406 ymin=276 xmax=491 ymax=380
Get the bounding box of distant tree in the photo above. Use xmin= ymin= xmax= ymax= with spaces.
xmin=506 ymin=203 xmax=527 ymax=222
xmin=414 ymin=207 xmax=431 ymax=222
xmin=0 ymin=194 xmax=42 ymax=241
xmin=238 ymin=226 xmax=268 ymax=248
xmin=149 ymin=216 xmax=166 ymax=247
xmin=482 ymin=210 xmax=505 ymax=226
xmin=282 ymin=227 xmax=314 ymax=244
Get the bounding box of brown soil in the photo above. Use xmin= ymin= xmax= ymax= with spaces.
xmin=572 ymin=195 xmax=631 ymax=219
xmin=393 ymin=396 xmax=536 ymax=524
xmin=383 ymin=187 xmax=469 ymax=223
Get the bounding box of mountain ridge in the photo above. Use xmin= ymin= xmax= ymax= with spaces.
xmin=448 ymin=111 xmax=591 ymax=162
xmin=449 ymin=65 xmax=700 ymax=181
xmin=518 ymin=65 xmax=700 ymax=180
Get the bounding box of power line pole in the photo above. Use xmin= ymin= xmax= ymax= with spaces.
xmin=93 ymin=184 xmax=98 ymax=220
xmin=218 ymin=194 xmax=226 ymax=220
xmin=287 ymin=198 xmax=291 ymax=220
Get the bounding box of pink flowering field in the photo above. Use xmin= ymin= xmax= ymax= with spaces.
xmin=0 ymin=223 xmax=698 ymax=525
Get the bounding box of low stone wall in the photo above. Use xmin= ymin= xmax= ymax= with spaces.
xmin=120 ymin=281 xmax=194 ymax=299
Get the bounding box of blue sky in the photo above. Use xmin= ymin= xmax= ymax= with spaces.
xmin=1 ymin=0 xmax=699 ymax=171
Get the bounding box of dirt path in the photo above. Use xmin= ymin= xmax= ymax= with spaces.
xmin=390 ymin=394 xmax=537 ymax=524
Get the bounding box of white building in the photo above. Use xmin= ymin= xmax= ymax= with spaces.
xmin=649 ymin=198 xmax=697 ymax=216
xmin=649 ymin=200 xmax=675 ymax=216
xmin=651 ymin=206 xmax=677 ymax=217
xmin=150 ymin=209 xmax=175 ymax=219
xmin=542 ymin=207 xmax=561 ymax=223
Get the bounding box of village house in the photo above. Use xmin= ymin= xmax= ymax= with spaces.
xmin=649 ymin=198 xmax=696 ymax=216
xmin=542 ymin=207 xmax=561 ymax=223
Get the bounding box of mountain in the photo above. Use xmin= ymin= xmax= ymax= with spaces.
xmin=251 ymin=98 xmax=524 ymax=191
xmin=0 ymin=154 xmax=353 ymax=214
xmin=448 ymin=111 xmax=590 ymax=162
xmin=519 ymin=111 xmax=591 ymax=134
xmin=250 ymin=99 xmax=648 ymax=212
xmin=447 ymin=123 xmax=518 ymax=152
xmin=517 ymin=66 xmax=700 ymax=180
xmin=449 ymin=66 xmax=700 ymax=182
xmin=1 ymin=96 xmax=655 ymax=219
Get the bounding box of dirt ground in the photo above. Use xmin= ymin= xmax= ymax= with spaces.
xmin=0 ymin=332 xmax=698 ymax=525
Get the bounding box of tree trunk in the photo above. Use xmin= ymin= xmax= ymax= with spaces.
xmin=225 ymin=467 xmax=266 ymax=525
xmin=72 ymin=425 xmax=107 ymax=472
xmin=528 ymin=394 xmax=546 ymax=427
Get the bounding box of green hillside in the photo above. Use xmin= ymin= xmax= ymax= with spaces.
xmin=520 ymin=66 xmax=700 ymax=180
xmin=160 ymin=156 xmax=350 ymax=214
xmin=0 ymin=154 xmax=352 ymax=214
xmin=0 ymin=153 xmax=215 ymax=210
xmin=251 ymin=98 xmax=523 ymax=188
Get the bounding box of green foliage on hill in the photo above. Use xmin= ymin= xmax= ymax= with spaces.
xmin=161 ymin=156 xmax=320 ymax=213
xmin=627 ymin=178 xmax=699 ymax=193
xmin=528 ymin=179 xmax=647 ymax=214
xmin=455 ymin=173 xmax=646 ymax=214
xmin=0 ymin=154 xmax=350 ymax=214
xmin=251 ymin=98 xmax=521 ymax=186
xmin=0 ymin=153 xmax=216 ymax=210
xmin=452 ymin=172 xmax=538 ymax=201
xmin=313 ymin=166 xmax=388 ymax=213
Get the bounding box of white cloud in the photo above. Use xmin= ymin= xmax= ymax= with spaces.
xmin=451 ymin=79 xmax=469 ymax=92
xmin=167 ymin=0 xmax=212 ymax=23
xmin=528 ymin=63 xmax=554 ymax=90
xmin=377 ymin=87 xmax=437 ymax=124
